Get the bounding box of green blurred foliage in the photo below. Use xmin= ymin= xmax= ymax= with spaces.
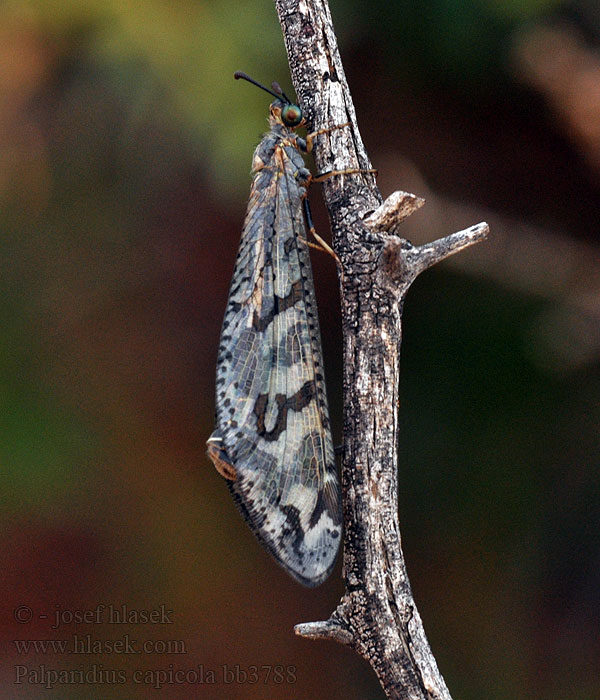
xmin=2 ymin=0 xmax=567 ymax=201
xmin=4 ymin=0 xmax=291 ymax=198
xmin=334 ymin=0 xmax=564 ymax=86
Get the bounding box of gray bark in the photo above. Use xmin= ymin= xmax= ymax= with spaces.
xmin=273 ymin=1 xmax=489 ymax=698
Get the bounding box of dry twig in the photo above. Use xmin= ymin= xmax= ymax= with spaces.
xmin=274 ymin=1 xmax=489 ymax=698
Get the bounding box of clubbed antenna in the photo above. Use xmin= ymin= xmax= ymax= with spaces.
xmin=271 ymin=81 xmax=292 ymax=104
xmin=234 ymin=71 xmax=291 ymax=104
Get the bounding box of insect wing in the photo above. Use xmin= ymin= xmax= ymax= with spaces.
xmin=208 ymin=140 xmax=341 ymax=586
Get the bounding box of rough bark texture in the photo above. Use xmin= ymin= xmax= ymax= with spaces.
xmin=273 ymin=1 xmax=489 ymax=698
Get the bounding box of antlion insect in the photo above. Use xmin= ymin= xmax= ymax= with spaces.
xmin=207 ymin=72 xmax=367 ymax=586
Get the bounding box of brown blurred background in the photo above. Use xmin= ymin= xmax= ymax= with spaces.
xmin=1 ymin=1 xmax=599 ymax=699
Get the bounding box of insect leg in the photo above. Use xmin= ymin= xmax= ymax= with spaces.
xmin=302 ymin=197 xmax=336 ymax=256
xmin=302 ymin=196 xmax=344 ymax=281
xmin=305 ymin=123 xmax=351 ymax=152
xmin=313 ymin=167 xmax=378 ymax=182
xmin=299 ymin=120 xmax=377 ymax=177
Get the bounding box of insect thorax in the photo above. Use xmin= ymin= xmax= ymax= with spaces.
xmin=251 ymin=133 xmax=304 ymax=176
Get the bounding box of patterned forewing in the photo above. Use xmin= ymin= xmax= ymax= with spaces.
xmin=209 ymin=134 xmax=340 ymax=586
xmin=213 ymin=165 xmax=274 ymax=459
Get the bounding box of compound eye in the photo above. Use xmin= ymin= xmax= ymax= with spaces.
xmin=281 ymin=104 xmax=302 ymax=127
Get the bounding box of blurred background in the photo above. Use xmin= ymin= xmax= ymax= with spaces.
xmin=1 ymin=0 xmax=599 ymax=698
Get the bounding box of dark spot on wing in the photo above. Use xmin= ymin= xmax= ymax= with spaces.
xmin=279 ymin=504 xmax=305 ymax=559
xmin=253 ymin=381 xmax=317 ymax=442
xmin=309 ymin=480 xmax=342 ymax=528
xmin=251 ymin=279 xmax=304 ymax=331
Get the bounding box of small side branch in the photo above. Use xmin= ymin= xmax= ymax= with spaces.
xmin=376 ymin=221 xmax=489 ymax=293
xmin=410 ymin=222 xmax=490 ymax=273
xmin=364 ymin=190 xmax=426 ymax=233
xmin=294 ymin=618 xmax=354 ymax=645
xmin=274 ymin=1 xmax=489 ymax=699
